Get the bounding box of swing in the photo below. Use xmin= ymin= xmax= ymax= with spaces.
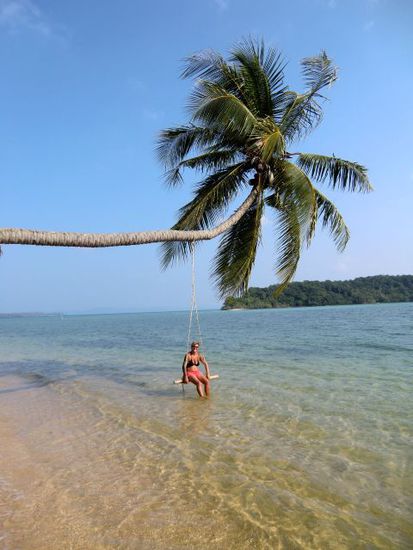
xmin=173 ymin=243 xmax=219 ymax=385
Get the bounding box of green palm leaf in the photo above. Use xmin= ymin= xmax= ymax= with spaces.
xmin=315 ymin=189 xmax=350 ymax=251
xmin=273 ymin=160 xmax=318 ymax=246
xmin=189 ymin=82 xmax=258 ymax=138
xmin=301 ymin=50 xmax=337 ymax=93
xmin=161 ymin=162 xmax=248 ymax=268
xmin=183 ymin=39 xmax=288 ymax=122
xmin=266 ymin=192 xmax=302 ymax=296
xmin=181 ymin=49 xmax=227 ymax=80
xmin=255 ymin=119 xmax=285 ymax=162
xmin=280 ymin=52 xmax=338 ymax=142
xmin=297 ymin=153 xmax=373 ymax=192
xmin=157 ymin=125 xmax=218 ymax=173
xmin=165 ymin=149 xmax=241 ymax=187
xmin=212 ymin=193 xmax=264 ymax=297
xmin=280 ymin=91 xmax=323 ymax=142
xmin=182 ymin=50 xmax=248 ymax=106
xmin=230 ymin=38 xmax=283 ymax=118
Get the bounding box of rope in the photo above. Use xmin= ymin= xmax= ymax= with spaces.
xmin=182 ymin=241 xmax=204 ymax=393
xmin=182 ymin=244 xmax=204 ymax=394
xmin=186 ymin=243 xmax=204 ymax=352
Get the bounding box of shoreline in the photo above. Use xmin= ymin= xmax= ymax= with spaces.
xmin=222 ymin=299 xmax=413 ymax=311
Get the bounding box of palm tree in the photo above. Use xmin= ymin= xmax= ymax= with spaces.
xmin=158 ymin=39 xmax=372 ymax=296
xmin=0 ymin=39 xmax=372 ymax=297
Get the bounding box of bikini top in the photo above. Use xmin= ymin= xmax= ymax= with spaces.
xmin=187 ymin=354 xmax=200 ymax=368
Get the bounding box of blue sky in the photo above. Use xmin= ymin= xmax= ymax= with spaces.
xmin=0 ymin=0 xmax=412 ymax=313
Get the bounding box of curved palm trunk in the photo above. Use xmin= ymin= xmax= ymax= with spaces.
xmin=0 ymin=188 xmax=258 ymax=248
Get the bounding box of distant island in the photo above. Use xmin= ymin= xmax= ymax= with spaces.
xmin=0 ymin=312 xmax=62 ymax=318
xmin=222 ymin=275 xmax=413 ymax=310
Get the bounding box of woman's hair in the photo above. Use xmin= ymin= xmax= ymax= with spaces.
xmin=191 ymin=341 xmax=200 ymax=348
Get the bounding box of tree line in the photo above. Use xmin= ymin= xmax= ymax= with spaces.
xmin=222 ymin=275 xmax=413 ymax=309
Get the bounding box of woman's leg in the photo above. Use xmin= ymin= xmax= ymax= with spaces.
xmin=196 ymin=373 xmax=210 ymax=397
xmin=188 ymin=374 xmax=204 ymax=397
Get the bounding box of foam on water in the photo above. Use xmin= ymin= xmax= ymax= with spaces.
xmin=0 ymin=303 xmax=412 ymax=548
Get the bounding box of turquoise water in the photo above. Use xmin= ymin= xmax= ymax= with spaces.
xmin=0 ymin=303 xmax=412 ymax=549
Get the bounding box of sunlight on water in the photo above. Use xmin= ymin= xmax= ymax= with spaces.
xmin=0 ymin=303 xmax=412 ymax=549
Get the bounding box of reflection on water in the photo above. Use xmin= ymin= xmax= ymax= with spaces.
xmin=0 ymin=304 xmax=412 ymax=549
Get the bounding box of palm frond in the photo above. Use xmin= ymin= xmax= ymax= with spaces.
xmin=266 ymin=195 xmax=301 ymax=296
xmin=297 ymin=153 xmax=372 ymax=192
xmin=261 ymin=46 xmax=290 ymax=122
xmin=273 ymin=160 xmax=318 ymax=246
xmin=212 ymin=193 xmax=264 ymax=297
xmin=164 ymin=165 xmax=185 ymax=187
xmin=280 ymin=91 xmax=323 ymax=142
xmin=161 ymin=162 xmax=249 ymax=268
xmin=178 ymin=149 xmax=240 ymax=170
xmin=157 ymin=125 xmax=218 ymax=172
xmin=183 ymin=39 xmax=288 ymax=122
xmin=254 ymin=119 xmax=285 ymax=162
xmin=228 ymin=38 xmax=277 ymax=118
xmin=182 ymin=49 xmax=248 ymax=106
xmin=261 ymin=128 xmax=284 ymax=162
xmin=315 ymin=189 xmax=350 ymax=251
xmin=301 ymin=50 xmax=337 ymax=94
xmin=231 ymin=38 xmax=288 ymax=120
xmin=280 ymin=52 xmax=338 ymax=142
xmin=164 ymin=149 xmax=240 ymax=186
xmin=181 ymin=49 xmax=227 ymax=80
xmin=189 ymin=82 xmax=258 ymax=138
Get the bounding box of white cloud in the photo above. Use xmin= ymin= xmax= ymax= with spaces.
xmin=0 ymin=0 xmax=60 ymax=38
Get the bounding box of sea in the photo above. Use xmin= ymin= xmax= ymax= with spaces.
xmin=0 ymin=303 xmax=412 ymax=549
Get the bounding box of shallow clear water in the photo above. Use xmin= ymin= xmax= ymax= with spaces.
xmin=0 ymin=303 xmax=412 ymax=549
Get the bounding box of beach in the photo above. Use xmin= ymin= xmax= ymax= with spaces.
xmin=1 ymin=304 xmax=412 ymax=549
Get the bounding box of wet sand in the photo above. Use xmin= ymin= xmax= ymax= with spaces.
xmin=0 ymin=375 xmax=271 ymax=549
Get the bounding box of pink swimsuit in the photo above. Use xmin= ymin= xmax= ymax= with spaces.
xmin=187 ymin=368 xmax=202 ymax=379
xmin=186 ymin=355 xmax=202 ymax=380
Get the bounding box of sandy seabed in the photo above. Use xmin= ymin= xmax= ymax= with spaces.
xmin=0 ymin=375 xmax=274 ymax=550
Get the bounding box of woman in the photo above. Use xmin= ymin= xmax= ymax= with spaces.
xmin=182 ymin=341 xmax=210 ymax=398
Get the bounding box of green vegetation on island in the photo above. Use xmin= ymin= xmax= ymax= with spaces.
xmin=222 ymin=275 xmax=413 ymax=309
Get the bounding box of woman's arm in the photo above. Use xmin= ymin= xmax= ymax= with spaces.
xmin=182 ymin=354 xmax=189 ymax=383
xmin=200 ymin=355 xmax=210 ymax=379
